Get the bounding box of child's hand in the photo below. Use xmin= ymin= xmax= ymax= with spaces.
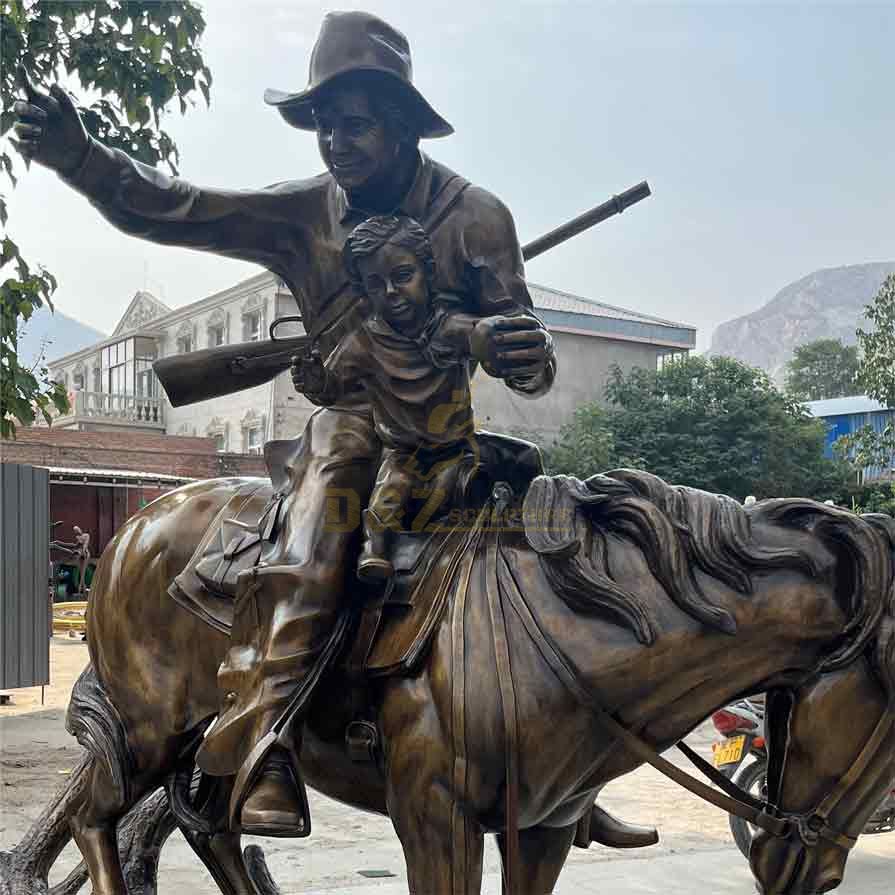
xmin=469 ymin=319 xmax=499 ymax=375
xmin=290 ymin=347 xmax=327 ymax=396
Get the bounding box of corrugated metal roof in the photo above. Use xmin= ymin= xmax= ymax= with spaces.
xmin=46 ymin=466 xmax=193 ymax=483
xmin=804 ymin=396 xmax=888 ymax=417
xmin=528 ymin=282 xmax=694 ymax=329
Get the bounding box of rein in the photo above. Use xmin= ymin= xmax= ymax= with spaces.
xmin=497 ymin=538 xmax=892 ymax=851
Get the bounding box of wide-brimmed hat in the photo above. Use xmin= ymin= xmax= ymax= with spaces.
xmin=264 ymin=11 xmax=453 ymax=139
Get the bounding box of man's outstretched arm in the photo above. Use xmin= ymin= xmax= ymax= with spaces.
xmin=12 ymin=75 xmax=299 ymax=270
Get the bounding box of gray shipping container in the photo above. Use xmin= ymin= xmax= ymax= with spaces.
xmin=0 ymin=463 xmax=50 ymax=690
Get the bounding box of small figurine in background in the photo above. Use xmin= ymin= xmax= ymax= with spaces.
xmin=297 ymin=214 xmax=491 ymax=580
xmin=72 ymin=526 xmax=91 ymax=596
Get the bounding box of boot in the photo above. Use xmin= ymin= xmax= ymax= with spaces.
xmin=240 ymin=746 xmax=309 ymax=837
xmin=357 ymin=509 xmax=394 ymax=580
xmin=196 ymin=565 xmax=345 ymax=837
xmin=574 ymin=803 xmax=659 ymax=850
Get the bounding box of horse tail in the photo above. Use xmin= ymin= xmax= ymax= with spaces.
xmin=65 ymin=664 xmax=135 ymax=808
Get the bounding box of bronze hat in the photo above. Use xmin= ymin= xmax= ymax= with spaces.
xmin=264 ymin=11 xmax=453 ymax=139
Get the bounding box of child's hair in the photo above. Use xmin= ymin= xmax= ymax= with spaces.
xmin=343 ymin=214 xmax=436 ymax=289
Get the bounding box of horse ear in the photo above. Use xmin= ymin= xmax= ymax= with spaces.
xmin=523 ymin=475 xmax=590 ymax=557
xmin=583 ymin=472 xmax=634 ymax=500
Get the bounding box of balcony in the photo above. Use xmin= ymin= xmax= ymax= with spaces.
xmin=52 ymin=391 xmax=166 ymax=431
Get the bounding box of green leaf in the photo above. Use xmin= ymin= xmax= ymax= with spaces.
xmin=3 ymin=0 xmax=211 ymax=439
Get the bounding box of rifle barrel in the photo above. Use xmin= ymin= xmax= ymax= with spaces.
xmin=521 ymin=180 xmax=651 ymax=262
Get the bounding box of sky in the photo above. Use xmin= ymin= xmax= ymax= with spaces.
xmin=6 ymin=0 xmax=895 ymax=352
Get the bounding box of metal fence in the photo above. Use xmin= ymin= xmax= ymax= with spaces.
xmin=0 ymin=463 xmax=50 ymax=690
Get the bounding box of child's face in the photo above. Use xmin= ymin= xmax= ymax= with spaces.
xmin=357 ymin=241 xmax=431 ymax=335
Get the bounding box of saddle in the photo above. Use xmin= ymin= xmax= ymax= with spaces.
xmin=168 ymin=431 xmax=543 ymax=677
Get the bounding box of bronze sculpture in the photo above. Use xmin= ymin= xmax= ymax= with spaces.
xmin=10 ymin=9 xmax=895 ymax=895
xmin=3 ymin=472 xmax=895 ymax=895
xmin=15 ymin=8 xmax=557 ymax=842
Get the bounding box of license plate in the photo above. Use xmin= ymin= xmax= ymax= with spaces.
xmin=713 ymin=735 xmax=745 ymax=767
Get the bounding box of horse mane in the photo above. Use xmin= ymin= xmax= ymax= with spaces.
xmin=522 ymin=470 xmax=895 ymax=683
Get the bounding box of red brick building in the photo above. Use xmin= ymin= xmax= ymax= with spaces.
xmin=1 ymin=428 xmax=266 ymax=555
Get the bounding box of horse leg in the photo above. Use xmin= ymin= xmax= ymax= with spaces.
xmin=69 ymin=757 xmax=139 ymax=895
xmin=388 ymin=784 xmax=485 ymax=895
xmin=178 ymin=829 xmax=259 ymax=895
xmin=176 ymin=778 xmax=266 ymax=895
xmin=496 ymin=823 xmax=577 ymax=895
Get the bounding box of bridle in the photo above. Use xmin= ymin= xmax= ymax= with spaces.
xmin=495 ymin=527 xmax=895 ymax=853
xmin=749 ymin=686 xmax=895 ymax=852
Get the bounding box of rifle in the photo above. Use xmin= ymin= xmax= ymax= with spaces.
xmin=153 ymin=180 xmax=651 ymax=407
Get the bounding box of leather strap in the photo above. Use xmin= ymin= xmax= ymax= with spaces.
xmin=450 ymin=513 xmax=485 ymax=895
xmin=497 ymin=551 xmax=791 ymax=839
xmin=483 ymin=509 xmax=520 ymax=894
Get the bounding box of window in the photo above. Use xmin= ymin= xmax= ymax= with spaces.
xmin=100 ymin=337 xmax=159 ymax=396
xmin=245 ymin=426 xmax=263 ymax=455
xmin=177 ymin=334 xmax=192 ymax=354
xmin=244 ymin=311 xmax=262 ymax=342
xmin=206 ymin=416 xmax=229 ymax=452
xmin=241 ymin=296 xmax=266 ymax=342
xmin=241 ymin=410 xmax=265 ymax=454
xmin=209 ymin=325 xmax=225 ymax=347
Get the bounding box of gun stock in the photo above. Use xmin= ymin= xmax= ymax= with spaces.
xmin=153 ymin=335 xmax=311 ymax=407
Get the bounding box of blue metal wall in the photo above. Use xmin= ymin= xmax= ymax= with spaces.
xmin=819 ymin=409 xmax=895 ymax=481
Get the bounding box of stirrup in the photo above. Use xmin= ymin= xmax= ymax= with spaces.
xmin=230 ymin=735 xmax=310 ymax=838
xmin=239 ymin=747 xmax=310 ymax=838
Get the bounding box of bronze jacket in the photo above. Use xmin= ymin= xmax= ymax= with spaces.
xmin=62 ymin=140 xmax=555 ymax=397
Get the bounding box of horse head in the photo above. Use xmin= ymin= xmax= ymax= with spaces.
xmin=522 ymin=473 xmax=895 ymax=894
xmin=750 ymin=512 xmax=895 ymax=894
xmin=749 ymin=661 xmax=895 ymax=894
xmin=746 ymin=511 xmax=895 ymax=895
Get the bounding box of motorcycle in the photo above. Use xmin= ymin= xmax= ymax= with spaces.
xmin=711 ymin=698 xmax=895 ymax=857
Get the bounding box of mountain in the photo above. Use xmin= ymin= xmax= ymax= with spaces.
xmin=709 ymin=262 xmax=895 ymax=383
xmin=17 ymin=306 xmax=106 ymax=370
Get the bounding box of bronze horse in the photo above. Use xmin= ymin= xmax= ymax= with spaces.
xmin=5 ymin=469 xmax=895 ymax=895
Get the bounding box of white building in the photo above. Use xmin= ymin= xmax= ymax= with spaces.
xmin=47 ymin=273 xmax=695 ymax=450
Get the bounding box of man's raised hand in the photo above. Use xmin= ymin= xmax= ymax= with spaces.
xmin=12 ymin=70 xmax=90 ymax=174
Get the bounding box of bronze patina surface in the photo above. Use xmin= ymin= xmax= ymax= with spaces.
xmin=3 ymin=473 xmax=895 ymax=895
xmin=10 ymin=8 xmax=895 ymax=895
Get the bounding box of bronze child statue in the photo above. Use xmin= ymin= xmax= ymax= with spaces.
xmin=299 ymin=213 xmax=490 ymax=580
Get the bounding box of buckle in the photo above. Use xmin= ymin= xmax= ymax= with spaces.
xmin=346 ymin=720 xmax=379 ymax=763
xmin=795 ymin=813 xmax=825 ymax=847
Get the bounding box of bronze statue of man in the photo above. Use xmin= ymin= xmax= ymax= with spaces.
xmin=14 ymin=11 xmax=649 ymax=847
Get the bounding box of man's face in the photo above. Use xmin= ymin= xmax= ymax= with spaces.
xmin=313 ymin=87 xmax=400 ymax=191
xmin=357 ymin=242 xmax=431 ymax=335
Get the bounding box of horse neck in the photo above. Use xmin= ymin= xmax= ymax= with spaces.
xmin=510 ymin=539 xmax=847 ymax=754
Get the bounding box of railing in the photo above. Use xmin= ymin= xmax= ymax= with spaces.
xmin=61 ymin=391 xmax=166 ymax=426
